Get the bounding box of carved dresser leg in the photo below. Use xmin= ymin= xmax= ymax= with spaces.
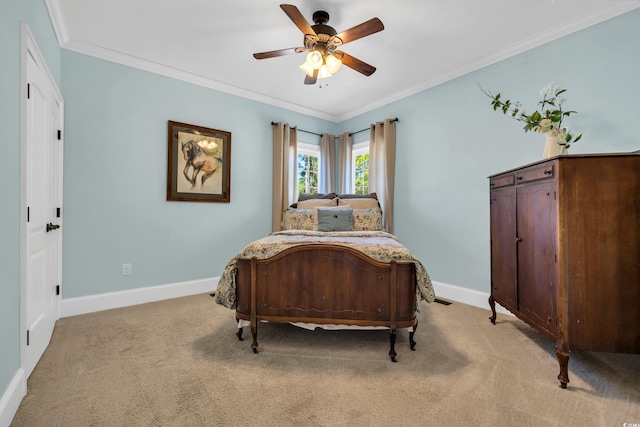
xmin=555 ymin=347 xmax=570 ymax=388
xmin=389 ymin=329 xmax=397 ymax=362
xmin=488 ymin=295 xmax=497 ymax=324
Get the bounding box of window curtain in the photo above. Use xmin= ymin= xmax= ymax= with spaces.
xmin=272 ymin=123 xmax=298 ymax=231
xmin=319 ymin=133 xmax=335 ymax=193
xmin=337 ymin=132 xmax=353 ymax=194
xmin=369 ymin=119 xmax=396 ymax=233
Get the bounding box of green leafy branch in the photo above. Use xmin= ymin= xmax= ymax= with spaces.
xmin=479 ymin=83 xmax=582 ymax=148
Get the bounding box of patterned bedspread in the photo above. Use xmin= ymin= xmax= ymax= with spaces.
xmin=215 ymin=230 xmax=436 ymax=309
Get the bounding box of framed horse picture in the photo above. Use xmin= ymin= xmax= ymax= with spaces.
xmin=167 ymin=120 xmax=231 ymax=202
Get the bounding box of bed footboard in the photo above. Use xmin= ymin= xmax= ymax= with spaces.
xmin=235 ymin=244 xmax=417 ymax=361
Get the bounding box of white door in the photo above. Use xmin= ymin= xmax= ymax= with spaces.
xmin=21 ymin=25 xmax=63 ymax=378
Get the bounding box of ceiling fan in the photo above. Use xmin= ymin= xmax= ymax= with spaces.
xmin=253 ymin=4 xmax=384 ymax=85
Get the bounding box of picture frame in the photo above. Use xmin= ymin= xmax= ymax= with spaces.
xmin=167 ymin=120 xmax=231 ymax=202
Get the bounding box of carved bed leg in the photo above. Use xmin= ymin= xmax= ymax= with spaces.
xmin=250 ymin=320 xmax=259 ymax=354
xmin=409 ymin=319 xmax=418 ymax=351
xmin=235 ymin=317 xmax=244 ymax=341
xmin=488 ymin=295 xmax=497 ymax=324
xmin=556 ymin=347 xmax=570 ymax=389
xmin=389 ymin=329 xmax=397 ymax=362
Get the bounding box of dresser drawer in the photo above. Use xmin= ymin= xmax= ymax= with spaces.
xmin=490 ymin=174 xmax=515 ymax=189
xmin=516 ymin=162 xmax=555 ymax=184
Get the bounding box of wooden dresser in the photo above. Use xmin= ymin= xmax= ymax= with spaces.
xmin=488 ymin=153 xmax=640 ymax=388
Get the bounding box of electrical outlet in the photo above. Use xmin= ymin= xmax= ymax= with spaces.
xmin=122 ymin=263 xmax=132 ymax=276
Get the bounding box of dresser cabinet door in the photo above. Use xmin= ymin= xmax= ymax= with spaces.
xmin=490 ymin=186 xmax=517 ymax=312
xmin=516 ymin=181 xmax=558 ymax=336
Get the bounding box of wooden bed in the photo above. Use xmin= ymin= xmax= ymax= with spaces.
xmin=215 ymin=194 xmax=435 ymax=362
xmin=234 ymin=244 xmax=418 ymax=362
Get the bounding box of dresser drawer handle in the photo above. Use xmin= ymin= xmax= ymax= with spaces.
xmin=517 ymin=176 xmax=523 ymax=181
xmin=544 ymin=169 xmax=552 ymax=175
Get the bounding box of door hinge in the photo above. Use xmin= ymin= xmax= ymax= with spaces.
xmin=56 ymin=285 xmax=60 ymax=295
xmin=27 ymin=330 xmax=30 ymax=346
xmin=57 ymin=130 xmax=62 ymax=140
xmin=27 ymin=206 xmax=30 ymax=222
xmin=57 ymin=207 xmax=61 ymax=218
xmin=554 ymin=191 xmax=557 ymax=200
xmin=27 ymin=83 xmax=30 ymax=99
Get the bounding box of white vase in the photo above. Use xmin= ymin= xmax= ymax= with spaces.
xmin=542 ymin=132 xmax=568 ymax=159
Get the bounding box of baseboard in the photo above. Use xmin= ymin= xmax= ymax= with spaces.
xmin=0 ymin=369 xmax=26 ymax=427
xmin=61 ymin=277 xmax=219 ymax=318
xmin=60 ymin=277 xmax=508 ymax=319
xmin=431 ymin=281 xmax=513 ymax=316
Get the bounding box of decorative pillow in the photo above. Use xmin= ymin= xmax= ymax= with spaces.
xmin=317 ymin=208 xmax=354 ymax=232
xmin=297 ymin=197 xmax=338 ymax=209
xmin=353 ymin=208 xmax=384 ymax=231
xmin=338 ymin=197 xmax=379 ymax=209
xmin=298 ymin=192 xmax=337 ymax=202
xmin=314 ymin=205 xmax=352 ymax=230
xmin=281 ymin=208 xmax=315 ymax=230
xmin=338 ymin=193 xmax=378 ymax=199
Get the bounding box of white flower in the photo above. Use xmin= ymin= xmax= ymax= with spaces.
xmin=540 ymin=83 xmax=556 ymax=97
xmin=535 ymin=118 xmax=553 ymax=133
xmin=557 ymin=130 xmax=568 ymax=142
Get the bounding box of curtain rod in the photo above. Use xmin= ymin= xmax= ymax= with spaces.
xmin=271 ymin=117 xmax=399 ymax=138
xmin=349 ymin=117 xmax=399 ymax=136
xmin=271 ymin=121 xmax=322 ymax=137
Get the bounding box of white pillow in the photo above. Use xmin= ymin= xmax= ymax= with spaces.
xmin=338 ymin=198 xmax=379 ymax=209
xmin=297 ymin=198 xmax=338 ymax=209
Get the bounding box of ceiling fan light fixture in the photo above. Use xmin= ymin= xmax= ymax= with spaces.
xmin=255 ymin=5 xmax=383 ymax=84
xmin=305 ymin=51 xmax=323 ymax=70
xmin=318 ymin=64 xmax=332 ymax=79
xmin=325 ymin=54 xmax=342 ymax=74
xmin=299 ymin=61 xmax=316 ymax=77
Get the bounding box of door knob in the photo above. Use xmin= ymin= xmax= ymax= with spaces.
xmin=46 ymin=223 xmax=60 ymax=232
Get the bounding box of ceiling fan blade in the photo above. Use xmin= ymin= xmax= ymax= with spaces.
xmin=337 ymin=51 xmax=376 ymax=76
xmin=335 ymin=18 xmax=384 ymax=44
xmin=253 ymin=48 xmax=299 ymax=59
xmin=304 ymin=69 xmax=318 ymax=85
xmin=280 ymin=4 xmax=316 ymax=35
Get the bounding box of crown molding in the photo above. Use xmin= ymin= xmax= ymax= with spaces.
xmin=46 ymin=1 xmax=639 ymax=124
xmin=334 ymin=3 xmax=640 ymax=122
xmin=44 ymin=0 xmax=69 ymax=46
xmin=62 ymin=39 xmax=338 ymax=121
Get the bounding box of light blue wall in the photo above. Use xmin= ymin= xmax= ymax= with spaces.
xmin=339 ymin=9 xmax=640 ymax=292
xmin=60 ymin=51 xmax=335 ymax=298
xmin=0 ymin=0 xmax=61 ymax=408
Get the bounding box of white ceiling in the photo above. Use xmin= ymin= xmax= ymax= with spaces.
xmin=47 ymin=0 xmax=639 ymax=122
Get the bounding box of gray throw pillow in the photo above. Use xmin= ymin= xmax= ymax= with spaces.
xmin=317 ymin=209 xmax=354 ymax=232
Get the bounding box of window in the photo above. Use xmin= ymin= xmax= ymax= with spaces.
xmin=352 ymin=141 xmax=369 ymax=195
xmin=297 ymin=143 xmax=320 ymax=195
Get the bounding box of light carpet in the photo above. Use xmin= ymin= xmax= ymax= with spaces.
xmin=11 ymin=293 xmax=640 ymax=426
